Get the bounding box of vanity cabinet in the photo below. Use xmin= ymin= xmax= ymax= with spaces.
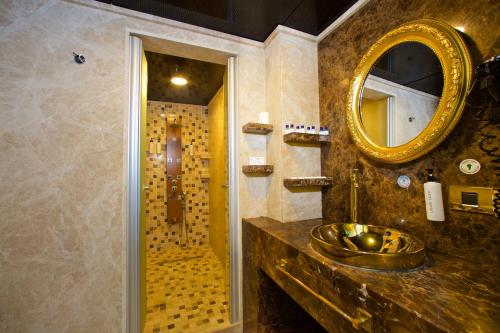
xmin=242 ymin=217 xmax=499 ymax=333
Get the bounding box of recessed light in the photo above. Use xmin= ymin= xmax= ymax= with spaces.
xmin=171 ymin=76 xmax=188 ymax=86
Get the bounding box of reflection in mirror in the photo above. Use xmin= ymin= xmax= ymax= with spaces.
xmin=359 ymin=42 xmax=444 ymax=147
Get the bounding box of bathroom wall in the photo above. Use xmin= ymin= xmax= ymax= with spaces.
xmin=0 ymin=0 xmax=267 ymax=331
xmin=145 ymin=101 xmax=210 ymax=251
xmin=266 ymin=27 xmax=322 ymax=222
xmin=363 ymin=75 xmax=439 ymax=146
xmin=319 ymin=0 xmax=500 ymax=262
xmin=208 ymin=87 xmax=229 ymax=264
xmin=360 ymin=97 xmax=388 ymax=145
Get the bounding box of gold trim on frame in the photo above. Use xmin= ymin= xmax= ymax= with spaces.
xmin=346 ymin=19 xmax=472 ymax=163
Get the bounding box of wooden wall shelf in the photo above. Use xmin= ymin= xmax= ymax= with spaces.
xmin=243 ymin=123 xmax=273 ymax=135
xmin=242 ymin=165 xmax=274 ymax=176
xmin=283 ymin=132 xmax=330 ymax=144
xmin=283 ymin=177 xmax=333 ymax=187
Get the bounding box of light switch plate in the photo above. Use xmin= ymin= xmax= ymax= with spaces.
xmin=449 ymin=185 xmax=498 ymax=215
xmin=249 ymin=156 xmax=266 ymax=165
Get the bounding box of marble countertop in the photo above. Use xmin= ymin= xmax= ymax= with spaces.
xmin=243 ymin=217 xmax=500 ymax=333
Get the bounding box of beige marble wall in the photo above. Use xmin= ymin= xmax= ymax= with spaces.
xmin=264 ymin=36 xmax=283 ymax=221
xmin=0 ymin=0 xmax=268 ymax=331
xmin=265 ymin=27 xmax=322 ymax=222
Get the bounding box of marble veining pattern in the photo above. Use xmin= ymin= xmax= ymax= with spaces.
xmin=0 ymin=0 xmax=268 ymax=331
xmin=318 ymin=0 xmax=500 ymax=263
xmin=243 ymin=217 xmax=500 ymax=333
xmin=242 ymin=165 xmax=274 ymax=175
xmin=283 ymin=177 xmax=333 ymax=187
xmin=242 ymin=122 xmax=273 ymax=134
xmin=265 ymin=30 xmax=323 ymax=222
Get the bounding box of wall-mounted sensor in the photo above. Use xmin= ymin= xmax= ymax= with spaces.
xmin=73 ymin=52 xmax=86 ymax=64
xmin=397 ymin=175 xmax=411 ymax=188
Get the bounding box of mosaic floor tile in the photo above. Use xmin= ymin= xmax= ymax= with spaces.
xmin=143 ymin=245 xmax=230 ymax=333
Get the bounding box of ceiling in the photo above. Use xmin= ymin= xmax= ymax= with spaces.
xmin=146 ymin=52 xmax=225 ymax=105
xmin=371 ymin=42 xmax=444 ymax=97
xmin=95 ymin=0 xmax=357 ymax=41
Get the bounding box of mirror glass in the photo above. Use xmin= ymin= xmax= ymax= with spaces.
xmin=359 ymin=42 xmax=444 ymax=147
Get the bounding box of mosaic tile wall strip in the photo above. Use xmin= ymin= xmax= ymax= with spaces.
xmin=146 ymin=101 xmax=210 ymax=251
xmin=143 ymin=245 xmax=230 ymax=333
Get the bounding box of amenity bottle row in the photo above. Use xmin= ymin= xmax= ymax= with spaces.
xmin=284 ymin=124 xmax=329 ymax=135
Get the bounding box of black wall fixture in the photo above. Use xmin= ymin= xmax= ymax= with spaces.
xmin=94 ymin=0 xmax=357 ymax=41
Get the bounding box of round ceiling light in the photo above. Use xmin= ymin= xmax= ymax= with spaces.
xmin=171 ymin=76 xmax=188 ymax=86
xmin=171 ymin=65 xmax=187 ymax=86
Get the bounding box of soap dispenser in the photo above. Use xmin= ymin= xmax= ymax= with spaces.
xmin=424 ymin=169 xmax=445 ymax=221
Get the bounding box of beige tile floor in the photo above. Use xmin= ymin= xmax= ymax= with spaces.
xmin=143 ymin=245 xmax=230 ymax=333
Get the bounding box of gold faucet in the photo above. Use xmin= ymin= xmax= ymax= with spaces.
xmin=350 ymin=168 xmax=359 ymax=224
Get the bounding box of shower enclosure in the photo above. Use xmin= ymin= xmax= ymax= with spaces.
xmin=127 ymin=35 xmax=239 ymax=333
xmin=141 ymin=51 xmax=230 ymax=333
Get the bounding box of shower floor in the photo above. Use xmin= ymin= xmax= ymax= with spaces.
xmin=143 ymin=245 xmax=230 ymax=333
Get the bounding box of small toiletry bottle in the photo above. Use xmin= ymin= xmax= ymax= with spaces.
xmin=319 ymin=127 xmax=324 ymax=135
xmin=149 ymin=138 xmax=155 ymax=154
xmin=285 ymin=124 xmax=290 ymax=134
xmin=311 ymin=125 xmax=316 ymax=134
xmin=301 ymin=125 xmax=305 ymax=133
xmin=324 ymin=126 xmax=329 ymax=135
xmin=156 ymin=138 xmax=162 ymax=154
xmin=306 ymin=126 xmax=311 ymax=134
xmin=290 ymin=124 xmax=294 ymax=133
xmin=424 ymin=169 xmax=445 ymax=221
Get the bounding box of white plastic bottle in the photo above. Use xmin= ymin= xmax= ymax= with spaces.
xmin=149 ymin=138 xmax=155 ymax=154
xmin=424 ymin=169 xmax=445 ymax=221
xmin=156 ymin=138 xmax=162 ymax=155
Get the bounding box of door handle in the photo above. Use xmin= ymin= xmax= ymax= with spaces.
xmin=143 ymin=186 xmax=150 ymax=191
xmin=221 ymin=184 xmax=229 ymax=189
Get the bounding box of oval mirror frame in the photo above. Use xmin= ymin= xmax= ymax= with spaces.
xmin=346 ymin=19 xmax=472 ymax=163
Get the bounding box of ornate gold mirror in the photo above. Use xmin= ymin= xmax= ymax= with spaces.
xmin=346 ymin=19 xmax=472 ymax=163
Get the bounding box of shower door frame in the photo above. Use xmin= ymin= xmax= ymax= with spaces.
xmin=126 ymin=32 xmax=241 ymax=333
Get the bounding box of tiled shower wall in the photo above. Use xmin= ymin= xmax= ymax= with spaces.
xmin=146 ymin=101 xmax=209 ymax=251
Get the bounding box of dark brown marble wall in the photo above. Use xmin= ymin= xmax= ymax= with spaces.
xmin=319 ymin=0 xmax=500 ymax=262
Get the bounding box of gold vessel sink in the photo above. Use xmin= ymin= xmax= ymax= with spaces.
xmin=310 ymin=223 xmax=426 ymax=270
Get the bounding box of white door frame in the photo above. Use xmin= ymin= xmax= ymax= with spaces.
xmin=387 ymin=96 xmax=395 ymax=147
xmin=126 ymin=33 xmax=240 ymax=333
